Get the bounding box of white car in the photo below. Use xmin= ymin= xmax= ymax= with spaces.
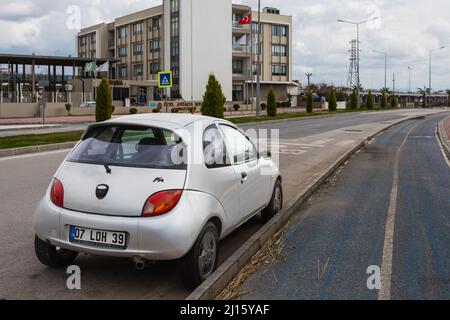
xmin=33 ymin=114 xmax=282 ymax=289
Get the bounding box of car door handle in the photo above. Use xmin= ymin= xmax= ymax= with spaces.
xmin=241 ymin=172 xmax=248 ymax=183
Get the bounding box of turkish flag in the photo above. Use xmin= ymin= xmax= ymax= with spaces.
xmin=239 ymin=15 xmax=252 ymax=25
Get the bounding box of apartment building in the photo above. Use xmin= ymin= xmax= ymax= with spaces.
xmin=76 ymin=0 xmax=293 ymax=105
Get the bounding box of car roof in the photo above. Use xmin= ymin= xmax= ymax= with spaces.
xmin=107 ymin=113 xmax=217 ymax=129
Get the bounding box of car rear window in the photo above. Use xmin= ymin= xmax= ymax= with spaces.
xmin=68 ymin=125 xmax=186 ymax=170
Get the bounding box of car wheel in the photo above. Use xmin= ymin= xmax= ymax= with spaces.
xmin=261 ymin=179 xmax=283 ymax=223
xmin=34 ymin=235 xmax=78 ymax=268
xmin=179 ymin=222 xmax=219 ymax=290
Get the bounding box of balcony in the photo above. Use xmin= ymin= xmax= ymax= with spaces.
xmin=232 ymin=45 xmax=250 ymax=55
xmin=232 ymin=22 xmax=251 ymax=30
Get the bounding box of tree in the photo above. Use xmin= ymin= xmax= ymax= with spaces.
xmin=417 ymin=87 xmax=430 ymax=108
xmin=365 ymin=90 xmax=374 ymax=109
xmin=390 ymin=94 xmax=398 ymax=108
xmin=65 ymin=103 xmax=72 ymax=116
xmin=95 ymin=77 xmax=113 ymax=122
xmin=446 ymin=89 xmax=450 ymax=107
xmin=380 ymin=88 xmax=389 ymax=109
xmin=328 ymin=88 xmax=337 ymax=112
xmin=201 ymin=74 xmax=226 ymax=119
xmin=267 ymin=87 xmax=277 ymax=117
xmin=306 ymin=89 xmax=313 ymax=113
xmin=349 ymin=88 xmax=358 ymax=110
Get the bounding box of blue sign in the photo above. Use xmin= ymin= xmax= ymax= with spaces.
xmin=158 ymin=71 xmax=173 ymax=89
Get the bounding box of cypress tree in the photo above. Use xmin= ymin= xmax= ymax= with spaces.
xmin=365 ymin=90 xmax=374 ymax=109
xmin=201 ymin=74 xmax=226 ymax=119
xmin=267 ymin=87 xmax=277 ymax=117
xmin=328 ymin=88 xmax=337 ymax=112
xmin=306 ymin=90 xmax=313 ymax=113
xmin=96 ymin=77 xmax=113 ymax=122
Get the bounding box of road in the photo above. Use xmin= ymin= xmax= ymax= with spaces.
xmin=240 ymin=113 xmax=450 ymax=300
xmin=0 ymin=109 xmax=447 ymax=299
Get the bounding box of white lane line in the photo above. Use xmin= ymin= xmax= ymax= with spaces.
xmin=0 ymin=149 xmax=70 ymax=161
xmin=378 ymin=122 xmax=421 ymax=300
xmin=436 ymin=126 xmax=450 ymax=168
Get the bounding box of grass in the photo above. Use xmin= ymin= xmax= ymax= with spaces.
xmin=229 ymin=108 xmax=381 ymax=124
xmin=0 ymin=131 xmax=84 ymax=150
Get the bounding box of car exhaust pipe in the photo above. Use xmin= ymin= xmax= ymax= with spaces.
xmin=133 ymin=256 xmax=146 ymax=271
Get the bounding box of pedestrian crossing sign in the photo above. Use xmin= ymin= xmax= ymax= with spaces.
xmin=158 ymin=71 xmax=173 ymax=89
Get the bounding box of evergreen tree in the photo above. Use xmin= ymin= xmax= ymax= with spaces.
xmin=201 ymin=74 xmax=226 ymax=118
xmin=380 ymin=89 xmax=387 ymax=109
xmin=350 ymin=88 xmax=358 ymax=110
xmin=306 ymin=90 xmax=313 ymax=113
xmin=365 ymin=90 xmax=374 ymax=109
xmin=328 ymin=88 xmax=337 ymax=112
xmin=390 ymin=95 xmax=398 ymax=108
xmin=267 ymin=87 xmax=277 ymax=117
xmin=96 ymin=77 xmax=113 ymax=122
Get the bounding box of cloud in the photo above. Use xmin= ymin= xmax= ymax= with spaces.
xmin=0 ymin=0 xmax=449 ymax=90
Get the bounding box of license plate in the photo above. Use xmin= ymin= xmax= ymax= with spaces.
xmin=69 ymin=226 xmax=127 ymax=249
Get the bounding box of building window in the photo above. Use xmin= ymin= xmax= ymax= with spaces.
xmin=149 ymin=39 xmax=160 ymax=53
xmin=90 ymin=51 xmax=96 ymax=58
xmin=118 ymin=46 xmax=128 ymax=58
xmin=152 ymin=18 xmax=161 ymax=30
xmin=252 ymin=42 xmax=261 ymax=55
xmin=170 ymin=0 xmax=179 ymax=13
xmin=232 ymin=59 xmax=244 ymax=74
xmin=252 ymin=22 xmax=260 ymax=34
xmin=171 ymin=16 xmax=180 ymax=37
xmin=272 ymin=25 xmax=287 ymax=37
xmin=252 ymin=63 xmax=261 ymax=75
xmin=232 ymin=85 xmax=244 ymax=102
xmin=79 ymin=36 xmax=86 ymax=47
xmin=133 ymin=64 xmax=143 ymax=76
xmin=133 ymin=42 xmax=143 ymax=55
xmin=272 ymin=65 xmax=287 ymax=76
xmin=132 ymin=22 xmax=143 ymax=35
xmin=149 ymin=62 xmax=160 ymax=75
xmin=272 ymin=45 xmax=287 ymax=56
xmin=118 ymin=26 xmax=128 ymax=39
xmin=119 ymin=66 xmax=128 ymax=78
xmin=91 ymin=33 xmax=96 ymax=44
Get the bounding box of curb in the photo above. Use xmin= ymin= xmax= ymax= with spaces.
xmin=186 ymin=114 xmax=428 ymax=301
xmin=0 ymin=142 xmax=78 ymax=158
xmin=437 ymin=117 xmax=450 ymax=160
xmin=0 ymin=125 xmax=63 ymax=133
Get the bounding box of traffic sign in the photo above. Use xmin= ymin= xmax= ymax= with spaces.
xmin=158 ymin=71 xmax=173 ymax=89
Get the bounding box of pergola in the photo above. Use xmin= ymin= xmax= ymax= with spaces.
xmin=0 ymin=53 xmax=116 ymax=102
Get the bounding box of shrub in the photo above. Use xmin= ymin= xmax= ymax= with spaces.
xmin=171 ymin=108 xmax=180 ymax=113
xmin=349 ymin=88 xmax=358 ymax=110
xmin=201 ymin=74 xmax=226 ymax=118
xmin=390 ymin=95 xmax=398 ymax=108
xmin=152 ymin=108 xmax=160 ymax=113
xmin=65 ymin=103 xmax=72 ymax=116
xmin=365 ymin=90 xmax=374 ymax=109
xmin=267 ymin=88 xmax=277 ymax=117
xmin=95 ymin=77 xmax=113 ymax=122
xmin=306 ymin=90 xmax=313 ymax=113
xmin=233 ymin=104 xmax=240 ymax=112
xmin=129 ymin=108 xmax=138 ymax=114
xmin=282 ymin=101 xmax=291 ymax=108
xmin=328 ymin=88 xmax=337 ymax=112
xmin=261 ymin=103 xmax=267 ymax=111
xmin=381 ymin=90 xmax=387 ymax=109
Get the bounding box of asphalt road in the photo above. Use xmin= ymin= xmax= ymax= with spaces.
xmin=241 ymin=113 xmax=450 ymax=300
xmin=0 ymin=109 xmax=446 ymax=300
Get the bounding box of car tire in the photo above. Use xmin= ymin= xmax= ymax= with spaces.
xmin=34 ymin=235 xmax=78 ymax=268
xmin=179 ymin=222 xmax=219 ymax=290
xmin=261 ymin=179 xmax=283 ymax=223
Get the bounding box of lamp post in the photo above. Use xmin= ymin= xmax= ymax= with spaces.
xmin=408 ymin=66 xmax=412 ymax=104
xmin=255 ymin=0 xmax=261 ymax=116
xmin=428 ymin=46 xmax=445 ymax=106
xmin=338 ymin=17 xmax=378 ymax=108
xmin=373 ymin=50 xmax=387 ymax=90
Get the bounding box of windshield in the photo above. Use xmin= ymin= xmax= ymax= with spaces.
xmin=68 ymin=125 xmax=186 ymax=170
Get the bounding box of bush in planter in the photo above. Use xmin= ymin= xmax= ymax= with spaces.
xmin=267 ymin=88 xmax=277 ymax=117
xmin=129 ymin=108 xmax=138 ymax=114
xmin=65 ymin=103 xmax=72 ymax=116
xmin=152 ymin=107 xmax=161 ymax=113
xmin=233 ymin=104 xmax=240 ymax=112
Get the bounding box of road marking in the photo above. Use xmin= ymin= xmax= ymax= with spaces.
xmin=378 ymin=122 xmax=422 ymax=300
xmin=0 ymin=149 xmax=70 ymax=162
xmin=436 ymin=127 xmax=450 ymax=168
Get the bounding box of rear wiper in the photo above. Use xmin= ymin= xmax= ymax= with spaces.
xmin=104 ymin=164 xmax=112 ymax=174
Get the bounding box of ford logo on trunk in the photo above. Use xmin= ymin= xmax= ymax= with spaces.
xmin=96 ymin=185 xmax=109 ymax=200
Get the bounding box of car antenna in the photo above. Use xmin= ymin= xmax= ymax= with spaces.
xmin=104 ymin=164 xmax=112 ymax=174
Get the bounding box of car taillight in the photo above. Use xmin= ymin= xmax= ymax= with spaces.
xmin=142 ymin=190 xmax=183 ymax=217
xmin=50 ymin=178 xmax=64 ymax=208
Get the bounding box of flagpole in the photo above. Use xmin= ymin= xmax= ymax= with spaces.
xmin=250 ymin=12 xmax=254 ymax=112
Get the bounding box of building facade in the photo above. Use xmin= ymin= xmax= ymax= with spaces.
xmin=76 ymin=0 xmax=293 ymax=104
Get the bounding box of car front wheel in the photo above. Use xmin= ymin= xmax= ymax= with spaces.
xmin=261 ymin=179 xmax=283 ymax=223
xmin=179 ymin=222 xmax=219 ymax=290
xmin=34 ymin=236 xmax=78 ymax=268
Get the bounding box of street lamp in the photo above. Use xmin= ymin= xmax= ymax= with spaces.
xmin=428 ymin=46 xmax=445 ymax=106
xmin=408 ymin=66 xmax=412 ymax=104
xmin=338 ymin=17 xmax=378 ymax=108
xmin=255 ymin=0 xmax=261 ymax=116
xmin=373 ymin=50 xmax=387 ymax=90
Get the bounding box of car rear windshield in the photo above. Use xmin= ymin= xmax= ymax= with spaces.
xmin=68 ymin=125 xmax=186 ymax=170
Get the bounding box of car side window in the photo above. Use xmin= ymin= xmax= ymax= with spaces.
xmin=203 ymin=125 xmax=230 ymax=168
xmin=219 ymin=125 xmax=257 ymax=164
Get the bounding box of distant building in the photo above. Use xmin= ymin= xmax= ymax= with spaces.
xmin=76 ymin=0 xmax=294 ymax=104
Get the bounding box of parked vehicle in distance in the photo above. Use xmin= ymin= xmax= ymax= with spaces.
xmin=80 ymin=101 xmax=96 ymax=108
xmin=33 ymin=114 xmax=282 ymax=289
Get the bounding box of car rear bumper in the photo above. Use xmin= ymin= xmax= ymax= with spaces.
xmin=33 ymin=190 xmax=226 ymax=261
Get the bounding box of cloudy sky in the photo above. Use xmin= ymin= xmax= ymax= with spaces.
xmin=0 ymin=0 xmax=449 ymax=91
